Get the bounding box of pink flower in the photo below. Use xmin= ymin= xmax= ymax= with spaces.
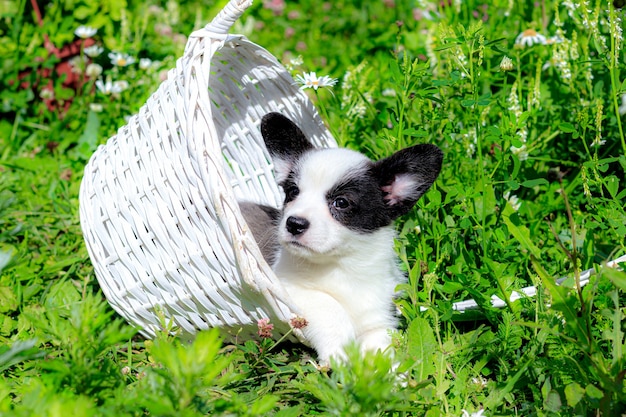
xmin=290 ymin=317 xmax=308 ymax=329
xmin=263 ymin=0 xmax=285 ymax=15
xmin=257 ymin=318 xmax=274 ymax=338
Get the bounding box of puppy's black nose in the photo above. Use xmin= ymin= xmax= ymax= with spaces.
xmin=286 ymin=216 xmax=310 ymax=236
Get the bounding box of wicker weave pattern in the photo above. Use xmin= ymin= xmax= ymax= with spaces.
xmin=79 ymin=0 xmax=336 ymax=341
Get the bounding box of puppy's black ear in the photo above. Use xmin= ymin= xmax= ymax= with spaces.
xmin=261 ymin=113 xmax=314 ymax=181
xmin=373 ymin=144 xmax=443 ymax=219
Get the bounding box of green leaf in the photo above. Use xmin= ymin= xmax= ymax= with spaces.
xmin=506 ymin=180 xmax=520 ymax=190
xmin=432 ymin=78 xmax=450 ymax=87
xmin=485 ymin=357 xmax=532 ymax=407
xmin=564 ymin=382 xmax=585 ymax=407
xmin=405 ymin=317 xmax=437 ymax=381
xmin=74 ymin=5 xmax=94 ymax=19
xmin=441 ymin=281 xmax=464 ymax=293
xmin=0 ymin=249 xmax=12 ymax=273
xmin=388 ymin=59 xmax=403 ymax=84
xmin=433 ymin=44 xmax=456 ymax=52
xmin=0 ymin=313 xmax=16 ymax=335
xmin=250 ymin=394 xmax=279 ymax=414
xmin=44 ymin=280 xmax=82 ymax=312
xmin=603 ymin=267 xmax=626 ymax=292
xmin=0 ymin=286 xmax=18 ymax=313
xmin=511 ymin=152 xmax=521 ymax=179
xmin=544 ymin=390 xmax=562 ymax=412
xmin=403 ymin=128 xmax=428 ymax=138
xmin=604 ymin=175 xmax=620 ymax=199
xmin=531 ymin=258 xmax=588 ymax=343
xmin=71 ymin=110 xmax=101 ymax=159
xmin=520 ymin=178 xmax=549 ymax=188
xmin=585 ymin=384 xmax=604 ymax=400
xmin=559 ymin=122 xmax=576 ymax=133
xmin=477 ymin=92 xmax=492 ymax=106
xmin=0 ymin=340 xmax=43 ymax=372
xmin=504 ymin=214 xmax=541 ymax=258
xmin=450 ymin=70 xmax=462 ymax=82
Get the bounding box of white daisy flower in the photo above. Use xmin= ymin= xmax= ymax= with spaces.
xmin=85 ymin=63 xmax=103 ymax=78
xmin=113 ymin=80 xmax=129 ymax=91
xmin=84 ymin=45 xmax=104 ymax=58
xmin=89 ymin=103 xmax=104 ymax=112
xmin=68 ymin=55 xmax=88 ymax=73
xmin=96 ymin=77 xmax=125 ymax=95
xmin=295 ymin=72 xmax=338 ymax=90
xmin=39 ymin=88 xmax=55 ymax=100
xmin=108 ymin=52 xmax=136 ymax=67
xmin=515 ymin=29 xmax=547 ymax=47
xmin=139 ymin=58 xmax=153 ymax=70
xmin=75 ymin=25 xmax=97 ymax=39
xmin=95 ymin=78 xmax=113 ymax=95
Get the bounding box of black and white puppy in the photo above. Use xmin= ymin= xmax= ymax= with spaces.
xmin=241 ymin=112 xmax=442 ymax=365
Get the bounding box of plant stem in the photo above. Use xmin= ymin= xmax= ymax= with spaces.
xmin=469 ymin=32 xmax=488 ymax=260
xmin=607 ymin=3 xmax=626 ymax=154
xmin=559 ymin=180 xmax=583 ymax=308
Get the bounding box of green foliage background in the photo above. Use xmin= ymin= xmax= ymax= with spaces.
xmin=1 ymin=0 xmax=625 ymax=415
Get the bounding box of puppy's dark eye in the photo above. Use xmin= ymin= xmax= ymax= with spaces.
xmin=333 ymin=197 xmax=350 ymax=209
xmin=284 ymin=184 xmax=300 ymax=201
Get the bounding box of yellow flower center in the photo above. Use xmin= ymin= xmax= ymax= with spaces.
xmin=522 ymin=29 xmax=538 ymax=37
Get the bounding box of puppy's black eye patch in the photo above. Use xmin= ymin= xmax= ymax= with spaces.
xmin=284 ymin=184 xmax=299 ymax=202
xmin=327 ymin=173 xmax=394 ymax=233
xmin=281 ymin=175 xmax=300 ymax=203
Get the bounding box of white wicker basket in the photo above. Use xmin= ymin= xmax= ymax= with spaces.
xmin=79 ymin=0 xmax=336 ymax=342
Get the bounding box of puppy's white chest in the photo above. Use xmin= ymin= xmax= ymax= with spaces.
xmin=276 ymin=256 xmax=400 ymax=327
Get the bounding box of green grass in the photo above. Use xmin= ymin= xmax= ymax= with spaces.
xmin=1 ymin=0 xmax=626 ymax=415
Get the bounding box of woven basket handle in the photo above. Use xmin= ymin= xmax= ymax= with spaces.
xmin=205 ymin=0 xmax=253 ymax=34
